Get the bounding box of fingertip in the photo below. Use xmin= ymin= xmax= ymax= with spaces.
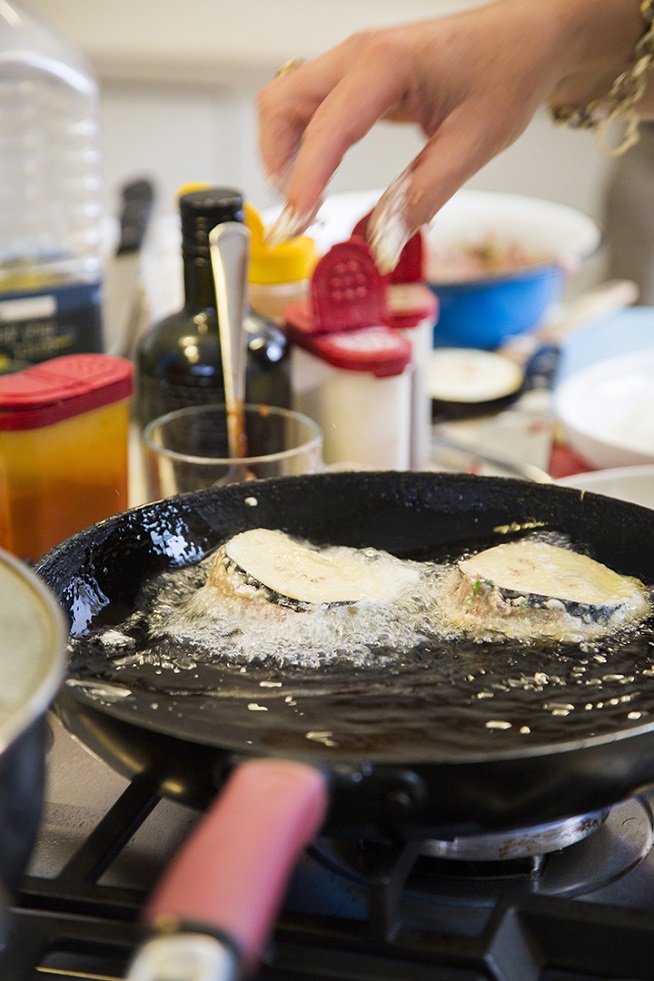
xmin=367 ymin=173 xmax=415 ymax=274
xmin=264 ymin=201 xmax=319 ymax=247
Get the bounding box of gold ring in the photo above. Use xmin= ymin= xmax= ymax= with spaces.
xmin=274 ymin=58 xmax=305 ymax=79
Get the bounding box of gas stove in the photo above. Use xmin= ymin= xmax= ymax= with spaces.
xmin=4 ymin=714 xmax=654 ymax=980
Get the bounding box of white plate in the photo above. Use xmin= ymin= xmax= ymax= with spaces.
xmin=557 ymin=465 xmax=654 ymax=510
xmin=553 ymin=349 xmax=654 ymax=468
xmin=428 ymin=349 xmax=523 ymax=403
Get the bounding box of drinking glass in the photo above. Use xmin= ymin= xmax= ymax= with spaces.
xmin=142 ymin=403 xmax=323 ymax=500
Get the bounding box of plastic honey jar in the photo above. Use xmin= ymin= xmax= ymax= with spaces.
xmin=0 ymin=354 xmax=132 ymax=561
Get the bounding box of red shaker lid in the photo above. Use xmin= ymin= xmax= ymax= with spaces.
xmin=283 ymin=237 xmax=410 ymax=374
xmin=388 ymin=282 xmax=439 ymax=330
xmin=350 ymin=215 xmax=437 ymax=328
xmin=288 ymin=323 xmax=412 ymax=377
xmin=0 ymin=354 xmax=133 ymax=430
xmin=351 ymin=212 xmax=425 ymax=283
xmin=285 ymin=238 xmax=390 ymax=335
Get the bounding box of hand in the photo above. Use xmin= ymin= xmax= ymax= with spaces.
xmin=257 ymin=0 xmax=647 ymax=271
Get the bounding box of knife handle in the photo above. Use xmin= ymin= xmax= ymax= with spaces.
xmin=117 ymin=179 xmax=154 ymax=255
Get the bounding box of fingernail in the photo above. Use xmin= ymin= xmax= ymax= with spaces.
xmin=367 ymin=174 xmax=412 ymax=274
xmin=264 ymin=203 xmax=315 ymax=246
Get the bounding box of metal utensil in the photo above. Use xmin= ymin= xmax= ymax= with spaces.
xmin=209 ymin=222 xmax=250 ymax=458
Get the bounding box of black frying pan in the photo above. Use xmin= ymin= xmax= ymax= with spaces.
xmin=36 ymin=471 xmax=654 ymax=977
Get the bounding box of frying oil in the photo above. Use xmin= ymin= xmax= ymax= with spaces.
xmin=64 ymin=532 xmax=654 ymax=756
xmin=110 ymin=545 xmax=449 ymax=670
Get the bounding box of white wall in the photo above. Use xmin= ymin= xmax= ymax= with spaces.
xmin=24 ymin=0 xmax=615 ymax=290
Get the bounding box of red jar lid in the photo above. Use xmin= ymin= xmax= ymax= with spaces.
xmin=0 ymin=354 xmax=133 ymax=430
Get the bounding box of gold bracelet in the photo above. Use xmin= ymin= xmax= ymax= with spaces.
xmin=549 ymin=0 xmax=654 ymax=156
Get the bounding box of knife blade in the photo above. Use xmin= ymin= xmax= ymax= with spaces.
xmin=104 ymin=177 xmax=155 ymax=357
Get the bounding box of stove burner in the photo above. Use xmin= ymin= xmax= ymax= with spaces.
xmin=422 ymin=808 xmax=608 ymax=864
xmin=310 ymin=796 xmax=654 ymax=916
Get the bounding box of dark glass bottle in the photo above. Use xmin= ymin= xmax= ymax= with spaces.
xmin=244 ymin=309 xmax=290 ymax=409
xmin=136 ymin=187 xmax=290 ymax=433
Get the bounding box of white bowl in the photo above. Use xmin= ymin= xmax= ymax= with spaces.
xmin=557 ymin=465 xmax=654 ymax=510
xmin=424 ymin=189 xmax=600 ymax=279
xmin=553 ymin=349 xmax=654 ymax=469
xmin=305 ymin=189 xmax=380 ymax=253
xmin=304 ymin=188 xmax=600 ymax=267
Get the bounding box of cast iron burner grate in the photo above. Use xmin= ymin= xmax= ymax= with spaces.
xmin=3 ymin=774 xmax=654 ymax=980
xmin=6 ymin=890 xmax=654 ymax=981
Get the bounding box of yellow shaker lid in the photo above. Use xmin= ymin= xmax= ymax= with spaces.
xmin=176 ymin=181 xmax=212 ymax=198
xmin=245 ymin=203 xmax=317 ymax=285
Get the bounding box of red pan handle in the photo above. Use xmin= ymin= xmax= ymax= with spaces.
xmin=127 ymin=758 xmax=328 ymax=981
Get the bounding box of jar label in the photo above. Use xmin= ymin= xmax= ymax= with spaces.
xmin=0 ymin=280 xmax=103 ymax=366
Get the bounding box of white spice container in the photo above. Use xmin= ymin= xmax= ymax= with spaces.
xmin=387 ymin=236 xmax=438 ymax=471
xmin=283 ymin=239 xmax=412 ymax=470
xmin=351 ymin=216 xmax=439 ymax=471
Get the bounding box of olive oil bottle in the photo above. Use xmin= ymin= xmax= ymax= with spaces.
xmin=136 ymin=186 xmax=290 ymax=433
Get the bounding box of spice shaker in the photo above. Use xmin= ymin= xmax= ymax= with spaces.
xmin=352 ymin=215 xmax=438 ymax=470
xmin=0 ymin=353 xmax=132 ymax=561
xmin=283 ymin=238 xmax=412 ymax=470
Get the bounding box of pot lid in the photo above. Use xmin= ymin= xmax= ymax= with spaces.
xmin=0 ymin=549 xmax=66 ymax=751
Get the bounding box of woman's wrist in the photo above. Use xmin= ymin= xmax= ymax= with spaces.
xmin=545 ymin=0 xmax=654 ymax=151
xmin=547 ymin=0 xmax=645 ymax=91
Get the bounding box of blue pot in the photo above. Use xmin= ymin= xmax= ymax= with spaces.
xmin=430 ymin=263 xmax=565 ymax=350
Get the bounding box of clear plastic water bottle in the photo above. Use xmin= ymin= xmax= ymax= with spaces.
xmin=0 ymin=1 xmax=104 ymax=366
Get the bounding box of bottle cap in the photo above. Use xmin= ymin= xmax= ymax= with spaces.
xmin=245 ymin=205 xmax=317 ymax=285
xmin=179 ymin=187 xmax=245 ymax=258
